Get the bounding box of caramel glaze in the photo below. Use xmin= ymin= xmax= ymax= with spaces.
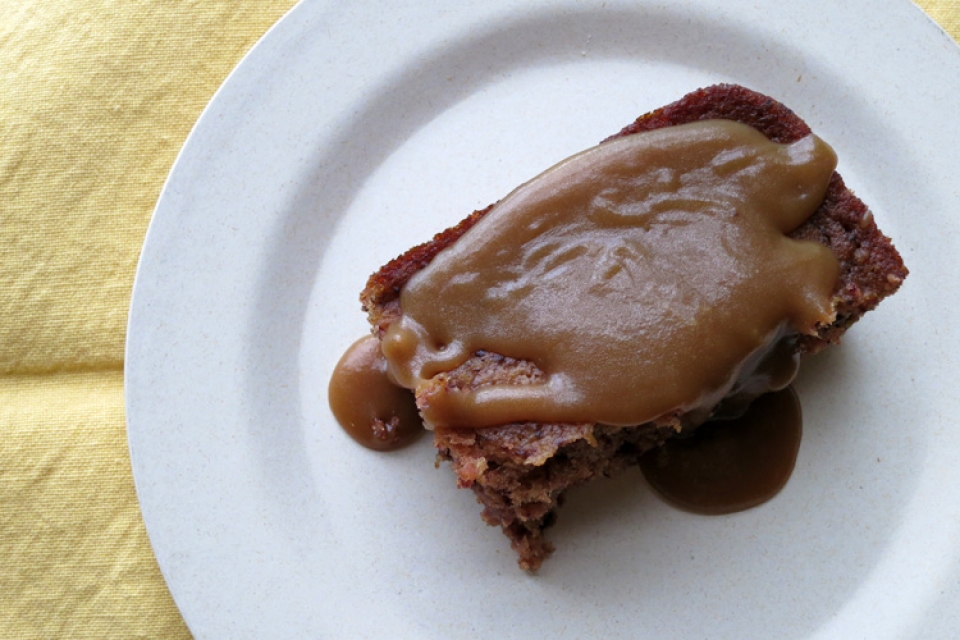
xmin=639 ymin=386 xmax=802 ymax=514
xmin=328 ymin=335 xmax=422 ymax=451
xmin=381 ymin=120 xmax=840 ymax=430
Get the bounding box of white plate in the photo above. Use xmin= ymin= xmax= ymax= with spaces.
xmin=126 ymin=1 xmax=960 ymax=638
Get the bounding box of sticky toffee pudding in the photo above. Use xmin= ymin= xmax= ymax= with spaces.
xmin=332 ymin=84 xmax=906 ymax=570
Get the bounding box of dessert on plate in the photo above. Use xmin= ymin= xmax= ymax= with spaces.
xmin=354 ymin=84 xmax=907 ymax=571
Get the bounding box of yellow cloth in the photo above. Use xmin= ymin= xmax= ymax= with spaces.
xmin=1 ymin=3 xmax=296 ymax=638
xmin=0 ymin=2 xmax=956 ymax=637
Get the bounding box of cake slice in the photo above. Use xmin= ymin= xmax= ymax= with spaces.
xmin=360 ymin=84 xmax=907 ymax=571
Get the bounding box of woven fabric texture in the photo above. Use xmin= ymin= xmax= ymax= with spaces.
xmin=1 ymin=3 xmax=296 ymax=638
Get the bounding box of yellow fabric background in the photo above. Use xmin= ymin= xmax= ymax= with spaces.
xmin=0 ymin=2 xmax=956 ymax=638
xmin=1 ymin=3 xmax=297 ymax=638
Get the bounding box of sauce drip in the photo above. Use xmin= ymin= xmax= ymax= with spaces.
xmin=639 ymin=387 xmax=802 ymax=514
xmin=328 ymin=336 xmax=422 ymax=451
xmin=382 ymin=120 xmax=839 ymax=429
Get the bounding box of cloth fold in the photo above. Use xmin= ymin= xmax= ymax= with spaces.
xmin=1 ymin=1 xmax=957 ymax=638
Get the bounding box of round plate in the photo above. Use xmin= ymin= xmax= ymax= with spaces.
xmin=126 ymin=1 xmax=960 ymax=638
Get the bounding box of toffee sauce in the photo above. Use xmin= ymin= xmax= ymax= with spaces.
xmin=639 ymin=386 xmax=802 ymax=514
xmin=383 ymin=120 xmax=839 ymax=429
xmin=328 ymin=335 xmax=422 ymax=451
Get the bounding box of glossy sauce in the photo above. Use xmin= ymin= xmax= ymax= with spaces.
xmin=328 ymin=336 xmax=422 ymax=451
xmin=639 ymin=387 xmax=802 ymax=514
xmin=382 ymin=120 xmax=839 ymax=429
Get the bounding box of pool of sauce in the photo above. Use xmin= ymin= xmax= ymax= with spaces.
xmin=639 ymin=387 xmax=803 ymax=514
xmin=328 ymin=335 xmax=422 ymax=451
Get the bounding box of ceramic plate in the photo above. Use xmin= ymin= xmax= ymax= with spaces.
xmin=126 ymin=1 xmax=960 ymax=637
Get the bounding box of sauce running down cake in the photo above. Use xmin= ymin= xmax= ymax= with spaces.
xmin=355 ymin=84 xmax=907 ymax=571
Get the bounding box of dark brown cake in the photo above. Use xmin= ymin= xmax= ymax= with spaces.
xmin=361 ymin=84 xmax=907 ymax=571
